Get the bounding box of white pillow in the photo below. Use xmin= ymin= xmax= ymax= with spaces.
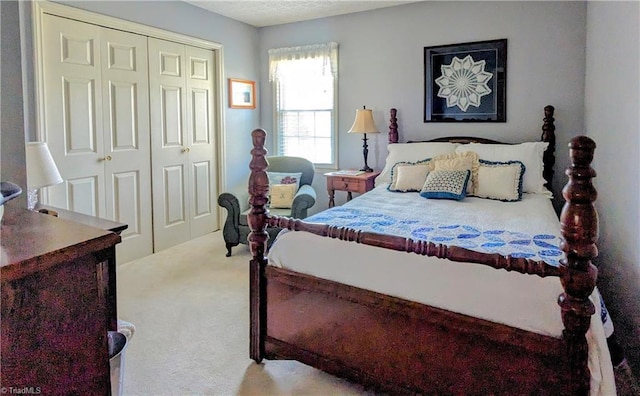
xmin=455 ymin=142 xmax=548 ymax=194
xmin=376 ymin=142 xmax=458 ymax=186
xmin=475 ymin=160 xmax=525 ymax=202
xmin=267 ymin=172 xmax=302 ymax=191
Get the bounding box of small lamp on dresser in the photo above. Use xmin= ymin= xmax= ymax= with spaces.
xmin=348 ymin=106 xmax=380 ymax=172
xmin=25 ymin=141 xmax=63 ymax=210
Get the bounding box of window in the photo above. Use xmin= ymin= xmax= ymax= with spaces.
xmin=269 ymin=42 xmax=338 ymax=168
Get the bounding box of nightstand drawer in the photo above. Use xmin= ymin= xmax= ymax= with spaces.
xmin=329 ymin=177 xmax=365 ymax=192
xmin=324 ymin=171 xmax=380 ymax=208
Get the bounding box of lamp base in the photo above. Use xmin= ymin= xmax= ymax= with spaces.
xmin=27 ymin=189 xmax=39 ymax=211
xmin=360 ymin=133 xmax=375 ymax=173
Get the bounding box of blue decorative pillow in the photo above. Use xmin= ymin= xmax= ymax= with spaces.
xmin=419 ymin=169 xmax=470 ymax=201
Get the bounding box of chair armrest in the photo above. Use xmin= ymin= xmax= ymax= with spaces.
xmin=290 ymin=184 xmax=316 ymax=219
xmin=217 ymin=193 xmax=241 ymax=243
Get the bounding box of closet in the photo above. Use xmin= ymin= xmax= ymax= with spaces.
xmin=39 ymin=12 xmax=219 ymax=262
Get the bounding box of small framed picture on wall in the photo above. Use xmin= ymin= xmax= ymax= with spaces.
xmin=229 ymin=78 xmax=256 ymax=109
xmin=424 ymin=39 xmax=507 ymax=122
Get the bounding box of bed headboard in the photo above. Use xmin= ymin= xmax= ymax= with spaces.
xmin=387 ymin=106 xmax=556 ymax=189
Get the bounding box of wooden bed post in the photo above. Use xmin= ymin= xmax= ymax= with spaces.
xmin=248 ymin=128 xmax=270 ymax=363
xmin=558 ymin=136 xmax=598 ymax=395
xmin=541 ymin=105 xmax=556 ymax=189
xmin=388 ymin=108 xmax=398 ymax=144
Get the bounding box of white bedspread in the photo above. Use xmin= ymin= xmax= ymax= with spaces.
xmin=267 ymin=185 xmax=615 ymax=395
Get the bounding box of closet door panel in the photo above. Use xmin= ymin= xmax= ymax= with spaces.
xmin=42 ymin=14 xmax=105 ymax=217
xmin=101 ymin=27 xmax=153 ymax=263
xmin=107 ymin=81 xmax=137 ymax=148
xmin=63 ymin=77 xmax=98 ymax=153
xmin=149 ymin=38 xmax=191 ymax=251
xmin=163 ymin=165 xmax=187 ymax=225
xmin=160 ymin=86 xmax=184 ymax=146
xmin=186 ymin=46 xmax=217 ymax=237
xmin=111 ymin=171 xmax=141 ymax=234
xmin=67 ymin=176 xmax=99 ymax=216
xmin=192 ymin=161 xmax=211 ymax=218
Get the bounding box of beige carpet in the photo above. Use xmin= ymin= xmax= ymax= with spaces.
xmin=117 ymin=231 xmax=639 ymax=396
xmin=117 ymin=231 xmax=373 ymax=395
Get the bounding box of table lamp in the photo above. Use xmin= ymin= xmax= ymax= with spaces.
xmin=26 ymin=142 xmax=63 ymax=210
xmin=347 ymin=106 xmax=380 ymax=172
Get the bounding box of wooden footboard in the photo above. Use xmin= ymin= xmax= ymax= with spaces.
xmin=247 ymin=108 xmax=599 ymax=394
xmin=265 ymin=266 xmax=569 ymax=394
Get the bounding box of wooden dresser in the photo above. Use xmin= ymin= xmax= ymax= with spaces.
xmin=1 ymin=207 xmax=121 ymax=395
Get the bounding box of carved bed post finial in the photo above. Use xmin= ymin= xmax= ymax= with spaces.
xmin=388 ymin=108 xmax=398 ymax=144
xmin=541 ymin=105 xmax=556 ymax=189
xmin=248 ymin=128 xmax=269 ymax=363
xmin=558 ymin=136 xmax=598 ymax=396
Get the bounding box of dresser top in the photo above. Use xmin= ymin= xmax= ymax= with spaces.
xmin=1 ymin=206 xmax=120 ymax=281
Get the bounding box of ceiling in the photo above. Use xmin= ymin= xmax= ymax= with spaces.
xmin=185 ymin=1 xmax=421 ymax=28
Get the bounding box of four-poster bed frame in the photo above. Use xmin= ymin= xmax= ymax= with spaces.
xmin=246 ymin=106 xmax=600 ymax=395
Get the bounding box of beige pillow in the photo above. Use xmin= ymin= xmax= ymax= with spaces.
xmin=388 ymin=162 xmax=431 ymax=192
xmin=455 ymin=142 xmax=549 ymax=194
xmin=269 ymin=183 xmax=297 ymax=208
xmin=428 ymin=151 xmax=479 ymax=194
xmin=475 ymin=160 xmax=525 ymax=202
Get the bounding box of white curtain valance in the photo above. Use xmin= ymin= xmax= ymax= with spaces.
xmin=268 ymin=42 xmax=338 ymax=82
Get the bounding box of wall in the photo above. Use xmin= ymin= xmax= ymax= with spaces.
xmin=585 ymin=1 xmax=640 ymax=372
xmin=7 ymin=0 xmax=260 ymax=210
xmin=258 ymin=1 xmax=587 ymax=211
xmin=1 ymin=1 xmax=27 ymax=208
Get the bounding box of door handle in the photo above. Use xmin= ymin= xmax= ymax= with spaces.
xmin=100 ymin=155 xmax=112 ymax=161
xmin=181 ymin=147 xmax=190 ymax=153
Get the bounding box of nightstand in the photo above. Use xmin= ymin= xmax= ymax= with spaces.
xmin=324 ymin=171 xmax=381 ymax=208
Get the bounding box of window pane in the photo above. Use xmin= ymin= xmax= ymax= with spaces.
xmin=281 ymin=136 xmax=332 ymax=164
xmin=280 ymin=77 xmax=333 ymax=110
xmin=314 ymin=112 xmax=331 ymax=138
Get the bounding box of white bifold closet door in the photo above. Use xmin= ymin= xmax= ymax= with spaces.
xmin=40 ymin=14 xmax=218 ymax=261
xmin=148 ymin=38 xmax=217 ymax=252
xmin=41 ymin=14 xmax=153 ymax=263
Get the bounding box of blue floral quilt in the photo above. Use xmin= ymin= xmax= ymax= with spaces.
xmin=306 ymin=188 xmax=564 ymax=267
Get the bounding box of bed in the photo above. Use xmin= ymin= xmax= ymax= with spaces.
xmin=246 ymin=106 xmax=615 ymax=395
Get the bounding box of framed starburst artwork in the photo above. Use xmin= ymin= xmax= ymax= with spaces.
xmin=424 ymin=39 xmax=507 ymax=122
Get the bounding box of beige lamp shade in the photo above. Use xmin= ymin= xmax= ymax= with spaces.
xmin=347 ymin=108 xmax=380 ymax=134
xmin=26 ymin=142 xmax=63 ymax=189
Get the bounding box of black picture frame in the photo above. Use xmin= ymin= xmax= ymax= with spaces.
xmin=424 ymin=39 xmax=507 ymax=122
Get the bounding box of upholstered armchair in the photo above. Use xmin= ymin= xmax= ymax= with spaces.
xmin=217 ymin=156 xmax=316 ymax=257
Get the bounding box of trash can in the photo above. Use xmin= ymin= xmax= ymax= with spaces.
xmin=108 ymin=331 xmax=128 ymax=396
